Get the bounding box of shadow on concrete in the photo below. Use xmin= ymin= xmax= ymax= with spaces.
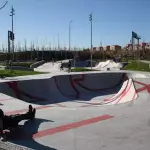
xmin=31 ymin=86 xmax=121 ymax=106
xmin=6 ymin=118 xmax=57 ymax=150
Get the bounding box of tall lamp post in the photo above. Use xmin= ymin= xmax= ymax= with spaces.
xmin=10 ymin=6 xmax=15 ymax=61
xmin=69 ymin=21 xmax=73 ymax=61
xmin=69 ymin=20 xmax=75 ymax=67
xmin=69 ymin=21 xmax=73 ymax=52
xmin=58 ymin=33 xmax=62 ymax=60
xmin=89 ymin=13 xmax=93 ymax=69
xmin=58 ymin=33 xmax=60 ymax=50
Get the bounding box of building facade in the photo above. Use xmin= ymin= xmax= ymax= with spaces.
xmin=103 ymin=45 xmax=110 ymax=51
xmin=110 ymin=45 xmax=122 ymax=51
xmin=125 ymin=42 xmax=150 ymax=51
xmin=88 ymin=45 xmax=122 ymax=52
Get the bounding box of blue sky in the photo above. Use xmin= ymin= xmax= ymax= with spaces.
xmin=0 ymin=0 xmax=150 ymax=48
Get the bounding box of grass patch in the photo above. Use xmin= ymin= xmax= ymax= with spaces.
xmin=0 ymin=69 xmax=43 ymax=78
xmin=11 ymin=62 xmax=34 ymax=67
xmin=0 ymin=62 xmax=35 ymax=67
xmin=123 ymin=60 xmax=150 ymax=72
xmin=71 ymin=67 xmax=98 ymax=72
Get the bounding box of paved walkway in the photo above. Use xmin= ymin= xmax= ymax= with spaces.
xmin=139 ymin=60 xmax=150 ymax=64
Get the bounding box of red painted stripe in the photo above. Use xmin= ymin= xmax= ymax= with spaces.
xmin=54 ymin=76 xmax=76 ymax=99
xmin=79 ymin=81 xmax=130 ymax=106
xmin=77 ymin=101 xmax=103 ymax=107
xmin=100 ymin=79 xmax=133 ymax=105
xmin=80 ymin=104 xmax=97 ymax=107
xmin=69 ymin=75 xmax=80 ymax=98
xmin=55 ymin=103 xmax=66 ymax=107
xmin=73 ymin=73 xmax=126 ymax=92
xmin=68 ymin=73 xmax=127 ymax=106
xmin=134 ymin=80 xmax=150 ymax=93
xmin=115 ymin=80 xmax=132 ymax=104
xmin=80 ymin=79 xmax=137 ymax=107
xmin=136 ymin=86 xmax=147 ymax=93
xmin=134 ymin=80 xmax=147 ymax=86
xmin=33 ymin=114 xmax=113 ymax=139
xmin=6 ymin=81 xmax=47 ymax=102
xmin=5 ymin=105 xmax=53 ymax=115
xmin=104 ymin=80 xmax=129 ymax=102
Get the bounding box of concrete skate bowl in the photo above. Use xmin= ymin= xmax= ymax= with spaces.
xmin=0 ymin=72 xmax=141 ymax=106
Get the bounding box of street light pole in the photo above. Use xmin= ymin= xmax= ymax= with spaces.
xmin=69 ymin=21 xmax=73 ymax=52
xmin=73 ymin=47 xmax=76 ymax=67
xmin=69 ymin=21 xmax=75 ymax=67
xmin=89 ymin=13 xmax=93 ymax=69
xmin=10 ymin=6 xmax=15 ymax=61
xmin=58 ymin=33 xmax=62 ymax=59
xmin=58 ymin=33 xmax=60 ymax=51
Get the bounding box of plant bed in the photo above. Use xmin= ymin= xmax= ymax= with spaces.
xmin=1 ymin=61 xmax=35 ymax=68
xmin=0 ymin=69 xmax=43 ymax=78
xmin=11 ymin=62 xmax=34 ymax=68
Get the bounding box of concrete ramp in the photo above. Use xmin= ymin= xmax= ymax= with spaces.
xmin=104 ymin=79 xmax=137 ymax=105
xmin=0 ymin=72 xmax=138 ymax=106
xmin=34 ymin=61 xmax=69 ymax=73
xmin=34 ymin=62 xmax=60 ymax=72
xmin=94 ymin=60 xmax=123 ymax=70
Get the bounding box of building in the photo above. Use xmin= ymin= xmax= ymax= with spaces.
xmin=110 ymin=45 xmax=122 ymax=51
xmin=88 ymin=44 xmax=122 ymax=52
xmin=89 ymin=47 xmax=103 ymax=52
xmin=93 ymin=47 xmax=97 ymax=52
xmin=103 ymin=45 xmax=110 ymax=51
xmin=125 ymin=42 xmax=150 ymax=51
xmin=95 ymin=46 xmax=104 ymax=51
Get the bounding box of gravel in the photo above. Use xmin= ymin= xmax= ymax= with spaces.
xmin=0 ymin=141 xmax=33 ymax=150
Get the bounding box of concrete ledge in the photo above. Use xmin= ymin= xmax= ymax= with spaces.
xmin=30 ymin=60 xmax=45 ymax=69
xmin=5 ymin=66 xmax=34 ymax=71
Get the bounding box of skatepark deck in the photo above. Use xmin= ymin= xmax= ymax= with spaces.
xmin=0 ymin=70 xmax=150 ymax=150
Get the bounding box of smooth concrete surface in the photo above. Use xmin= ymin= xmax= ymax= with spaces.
xmin=0 ymin=71 xmax=150 ymax=150
xmin=34 ymin=62 xmax=68 ymax=73
xmin=139 ymin=60 xmax=150 ymax=64
xmin=30 ymin=60 xmax=45 ymax=69
xmin=34 ymin=60 xmax=123 ymax=73
xmin=94 ymin=60 xmax=123 ymax=70
xmin=0 ymin=72 xmax=137 ymax=105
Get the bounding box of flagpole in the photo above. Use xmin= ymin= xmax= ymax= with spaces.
xmin=132 ymin=31 xmax=141 ymax=68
